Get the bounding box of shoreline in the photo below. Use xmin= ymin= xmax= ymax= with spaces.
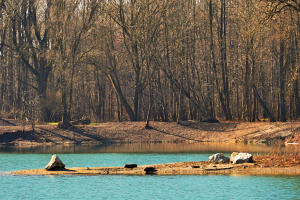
xmin=1 ymin=142 xmax=299 ymax=155
xmin=0 ymin=121 xmax=299 ymax=147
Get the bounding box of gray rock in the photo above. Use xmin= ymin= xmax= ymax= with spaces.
xmin=209 ymin=153 xmax=229 ymax=163
xmin=232 ymin=153 xmax=254 ymax=164
xmin=45 ymin=154 xmax=65 ymax=171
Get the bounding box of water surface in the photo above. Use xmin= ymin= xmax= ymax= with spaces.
xmin=0 ymin=143 xmax=299 ymax=200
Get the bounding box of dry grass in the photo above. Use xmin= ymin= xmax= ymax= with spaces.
xmin=255 ymin=153 xmax=300 ymax=168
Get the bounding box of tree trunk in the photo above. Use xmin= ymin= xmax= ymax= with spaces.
xmin=107 ymin=73 xmax=136 ymax=121
xmin=37 ymin=66 xmax=51 ymax=122
xmin=244 ymin=44 xmax=250 ymax=121
xmin=145 ymin=65 xmax=152 ymax=129
xmin=252 ymin=84 xmax=276 ymax=122
xmin=219 ymin=0 xmax=232 ymax=120
xmin=294 ymin=76 xmax=300 ymax=119
xmin=134 ymin=65 xmax=141 ymax=121
xmin=210 ymin=0 xmax=223 ymax=120
xmin=279 ymin=39 xmax=287 ymax=122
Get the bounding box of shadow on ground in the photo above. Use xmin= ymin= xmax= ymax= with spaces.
xmin=179 ymin=121 xmax=239 ymax=132
xmin=152 ymin=127 xmax=203 ymax=142
xmin=0 ymin=130 xmax=45 ymax=143
xmin=67 ymin=126 xmax=113 ymax=144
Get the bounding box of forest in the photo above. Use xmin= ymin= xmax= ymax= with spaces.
xmin=0 ymin=0 xmax=299 ymax=126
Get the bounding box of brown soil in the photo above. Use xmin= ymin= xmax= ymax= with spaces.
xmin=11 ymin=155 xmax=300 ymax=176
xmin=255 ymin=153 xmax=300 ymax=167
xmin=0 ymin=121 xmax=299 ymax=146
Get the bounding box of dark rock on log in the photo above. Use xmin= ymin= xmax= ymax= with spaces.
xmin=45 ymin=154 xmax=65 ymax=171
xmin=144 ymin=167 xmax=157 ymax=174
xmin=124 ymin=164 xmax=138 ymax=168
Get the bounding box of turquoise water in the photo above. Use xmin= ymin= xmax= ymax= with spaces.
xmin=1 ymin=151 xmax=300 ymax=199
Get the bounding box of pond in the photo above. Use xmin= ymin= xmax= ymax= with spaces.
xmin=0 ymin=143 xmax=299 ymax=200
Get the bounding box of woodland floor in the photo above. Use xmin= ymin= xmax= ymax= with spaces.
xmin=0 ymin=119 xmax=299 ymax=146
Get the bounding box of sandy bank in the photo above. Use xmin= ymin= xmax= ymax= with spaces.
xmin=11 ymin=161 xmax=300 ymax=176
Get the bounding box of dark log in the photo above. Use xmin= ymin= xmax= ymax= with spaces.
xmin=124 ymin=164 xmax=138 ymax=169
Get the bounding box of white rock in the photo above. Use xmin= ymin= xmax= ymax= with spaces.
xmin=230 ymin=152 xmax=239 ymax=162
xmin=209 ymin=153 xmax=229 ymax=163
xmin=45 ymin=154 xmax=65 ymax=171
xmin=232 ymin=153 xmax=253 ymax=164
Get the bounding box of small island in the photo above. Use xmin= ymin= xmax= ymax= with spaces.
xmin=11 ymin=153 xmax=300 ymax=176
